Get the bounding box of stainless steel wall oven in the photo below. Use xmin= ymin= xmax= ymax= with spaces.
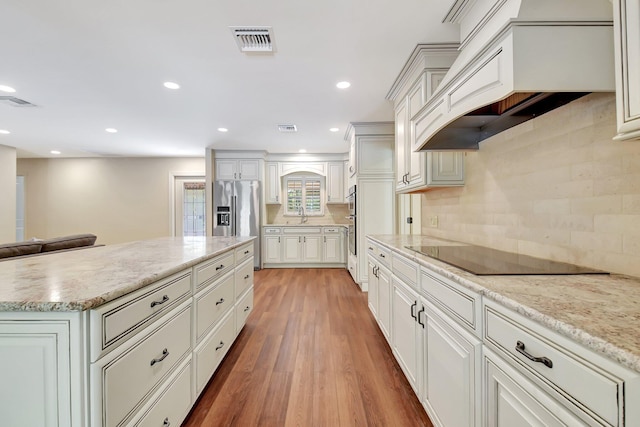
xmin=347 ymin=185 xmax=356 ymax=255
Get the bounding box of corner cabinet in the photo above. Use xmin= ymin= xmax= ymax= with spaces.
xmin=613 ymin=0 xmax=640 ymax=141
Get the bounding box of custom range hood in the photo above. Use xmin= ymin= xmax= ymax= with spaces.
xmin=414 ymin=0 xmax=615 ymax=151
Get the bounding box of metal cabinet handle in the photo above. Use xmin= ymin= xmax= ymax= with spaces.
xmin=298 ymin=237 xmax=301 ymax=243
xmin=379 ymin=253 xmax=386 ymax=258
xmin=150 ymin=348 xmax=169 ymax=366
xmin=150 ymin=295 xmax=169 ymax=308
xmin=417 ymin=307 xmax=425 ymax=328
xmin=215 ymin=264 xmax=225 ymax=271
xmin=163 ymin=417 xmax=171 ymax=427
xmin=276 ymin=195 xmax=278 ymax=201
xmin=239 ymin=172 xmax=242 ymax=179
xmin=324 ymin=236 xmax=326 ymax=243
xmin=244 ymin=305 xmax=251 ymax=312
xmin=278 ymin=237 xmax=280 ymax=243
xmin=304 ymin=236 xmax=306 ymax=243
xmin=244 ymin=274 xmax=250 ymax=279
xmin=368 ymin=246 xmax=374 ymax=251
xmin=515 ymin=341 xmax=553 ymax=368
xmin=215 ymin=341 xmax=225 ymax=351
xmin=244 ymin=249 xmax=250 ymax=255
xmin=215 ymin=298 xmax=225 ymax=306
xmin=410 ymin=301 xmax=417 ymax=319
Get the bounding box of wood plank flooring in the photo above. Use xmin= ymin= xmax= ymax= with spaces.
xmin=182 ymin=268 xmax=433 ymax=427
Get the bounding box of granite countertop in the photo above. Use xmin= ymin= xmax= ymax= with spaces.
xmin=368 ymin=234 xmax=640 ymax=374
xmin=263 ymin=224 xmax=348 ymax=227
xmin=0 ymin=236 xmax=255 ymax=312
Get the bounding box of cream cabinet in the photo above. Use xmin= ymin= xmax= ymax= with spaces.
xmin=322 ymin=227 xmax=345 ymax=263
xmin=392 ymin=276 xmax=421 ymax=395
xmin=388 ymin=45 xmax=464 ymax=193
xmin=282 ymin=234 xmax=322 ymax=263
xmin=613 ymin=0 xmax=640 ymax=141
xmin=265 ymin=162 xmax=281 ymax=204
xmin=263 ymin=234 xmax=282 ymax=264
xmin=367 ymin=258 xmax=379 ymax=317
xmin=215 ymin=159 xmax=260 ymax=180
xmin=326 ymin=161 xmax=345 ymax=203
xmin=262 ymin=226 xmax=347 ymax=268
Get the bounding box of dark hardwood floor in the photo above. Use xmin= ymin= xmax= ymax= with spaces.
xmin=182 ymin=268 xmax=432 ymax=427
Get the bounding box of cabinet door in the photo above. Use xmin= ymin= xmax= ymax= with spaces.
xmin=0 ymin=321 xmax=72 ymax=427
xmin=348 ymin=138 xmax=357 ymax=177
xmin=391 ymin=277 xmax=420 ymax=394
xmin=238 ymin=160 xmax=259 ymax=180
xmin=265 ymin=162 xmax=281 ymax=204
xmin=327 ymin=162 xmax=345 ymax=203
xmin=428 ymin=152 xmax=464 ymax=185
xmin=215 ymin=160 xmax=237 ymax=180
xmin=377 ymin=265 xmax=392 ymax=341
xmin=613 ymin=0 xmax=640 ymax=140
xmin=422 ymin=302 xmax=481 ymax=427
xmin=302 ymin=235 xmax=322 ymax=262
xmin=484 ymin=347 xmax=585 ymax=427
xmin=395 ymin=100 xmax=409 ymax=189
xmin=264 ymin=235 xmax=281 ymax=263
xmin=367 ymin=259 xmax=379 ymax=317
xmin=323 ymin=235 xmax=343 ymax=263
xmin=282 ymin=236 xmax=301 ymax=263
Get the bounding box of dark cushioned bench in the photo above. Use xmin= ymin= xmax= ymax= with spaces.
xmin=0 ymin=234 xmax=99 ymax=260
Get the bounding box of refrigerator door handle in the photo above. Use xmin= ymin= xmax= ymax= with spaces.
xmin=232 ymin=195 xmax=237 ymax=236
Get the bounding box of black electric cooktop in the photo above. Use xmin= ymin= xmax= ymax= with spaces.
xmin=404 ymin=245 xmax=608 ymax=276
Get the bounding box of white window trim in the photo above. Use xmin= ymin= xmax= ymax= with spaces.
xmin=283 ymin=174 xmax=325 ymax=217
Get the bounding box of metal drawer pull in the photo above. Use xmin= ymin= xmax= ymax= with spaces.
xmin=215 ymin=298 xmax=225 ymax=305
xmin=244 ymin=250 xmax=250 ymax=255
xmin=150 ymin=348 xmax=169 ymax=366
xmin=215 ymin=341 xmax=225 ymax=351
xmin=244 ymin=274 xmax=250 ymax=279
xmin=515 ymin=341 xmax=553 ymax=368
xmin=150 ymin=295 xmax=169 ymax=308
xmin=244 ymin=305 xmax=251 ymax=312
xmin=379 ymin=253 xmax=386 ymax=258
xmin=215 ymin=264 xmax=225 ymax=271
xmin=410 ymin=301 xmax=417 ymax=319
xmin=417 ymin=307 xmax=425 ymax=328
xmin=368 ymin=246 xmax=374 ymax=251
xmin=163 ymin=418 xmax=170 ymax=427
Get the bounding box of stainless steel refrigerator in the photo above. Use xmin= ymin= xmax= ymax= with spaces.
xmin=212 ymin=180 xmax=261 ymax=269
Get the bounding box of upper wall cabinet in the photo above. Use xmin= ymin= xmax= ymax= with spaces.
xmin=387 ymin=44 xmax=465 ymax=193
xmin=265 ymin=162 xmax=281 ymax=204
xmin=613 ymin=0 xmax=640 ymax=141
xmin=215 ymin=159 xmax=260 ymax=180
xmin=326 ymin=161 xmax=346 ymax=204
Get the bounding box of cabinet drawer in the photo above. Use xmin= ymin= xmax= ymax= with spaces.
xmin=235 ymin=243 xmax=253 ymax=264
xmin=129 ymin=357 xmax=192 ymax=427
xmin=96 ymin=304 xmax=192 ymax=427
xmin=195 ymin=271 xmax=234 ymax=342
xmin=195 ymin=310 xmax=235 ymax=394
xmin=235 ymin=286 xmax=253 ymax=334
xmin=421 ymin=268 xmax=480 ymax=335
xmin=264 ymin=227 xmax=281 ymax=234
xmin=195 ymin=251 xmax=235 ymax=290
xmin=484 ymin=302 xmax=622 ymax=426
xmin=377 ymin=246 xmax=391 ymax=268
xmin=235 ymin=258 xmax=254 ymax=299
xmin=90 ymin=270 xmax=191 ymax=361
xmin=391 ymin=252 xmax=418 ymax=290
xmin=282 ymin=227 xmax=322 ymax=234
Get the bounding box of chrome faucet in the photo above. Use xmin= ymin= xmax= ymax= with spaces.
xmin=298 ymin=206 xmax=307 ymax=223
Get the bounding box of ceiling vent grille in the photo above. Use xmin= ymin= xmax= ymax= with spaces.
xmin=277 ymin=124 xmax=297 ymax=133
xmin=230 ymin=27 xmax=275 ymax=53
xmin=0 ymin=96 xmax=37 ymax=108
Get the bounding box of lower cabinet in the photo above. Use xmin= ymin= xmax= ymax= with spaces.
xmin=282 ymin=235 xmax=321 ymax=263
xmin=262 ymin=226 xmax=347 ymax=267
xmin=377 ymin=263 xmax=392 ymax=342
xmin=391 ymin=277 xmax=421 ymax=394
xmin=422 ymin=300 xmax=481 ymax=427
xmin=367 ymin=259 xmax=379 ymax=316
xmin=194 ymin=309 xmax=236 ymax=394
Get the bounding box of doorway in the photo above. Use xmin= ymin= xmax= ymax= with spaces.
xmin=174 ymin=177 xmax=206 ymax=237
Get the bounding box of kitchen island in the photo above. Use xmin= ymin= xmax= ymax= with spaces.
xmin=367 ymin=234 xmax=640 ymax=426
xmin=0 ymin=236 xmax=255 ymax=427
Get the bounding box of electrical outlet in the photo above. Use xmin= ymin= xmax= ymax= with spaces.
xmin=429 ymin=215 xmax=439 ymax=228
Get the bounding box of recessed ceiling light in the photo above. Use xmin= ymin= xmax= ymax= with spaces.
xmin=0 ymin=85 xmax=16 ymax=93
xmin=163 ymin=82 xmax=180 ymax=90
xmin=105 ymin=128 xmax=118 ymax=133
xmin=336 ymin=81 xmax=351 ymax=89
xmin=329 ymin=128 xmax=339 ymax=132
xmin=298 ymin=149 xmax=307 ymax=153
xmin=50 ymin=150 xmax=61 ymax=155
xmin=217 ymin=128 xmax=228 ymax=132
xmin=0 ymin=129 xmax=10 ymax=135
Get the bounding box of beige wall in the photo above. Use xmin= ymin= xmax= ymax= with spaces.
xmin=17 ymin=157 xmax=204 ymax=244
xmin=0 ymin=145 xmax=17 ymax=242
xmin=420 ymin=93 xmax=640 ymax=278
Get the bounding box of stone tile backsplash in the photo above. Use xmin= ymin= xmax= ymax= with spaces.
xmin=420 ymin=93 xmax=640 ymax=278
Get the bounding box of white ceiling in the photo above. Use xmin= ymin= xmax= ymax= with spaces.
xmin=1 ymin=0 xmax=459 ymax=158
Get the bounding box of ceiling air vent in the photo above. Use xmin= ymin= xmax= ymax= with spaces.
xmin=230 ymin=26 xmax=275 ymax=53
xmin=277 ymin=124 xmax=297 ymax=133
xmin=0 ymin=96 xmax=37 ymax=108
